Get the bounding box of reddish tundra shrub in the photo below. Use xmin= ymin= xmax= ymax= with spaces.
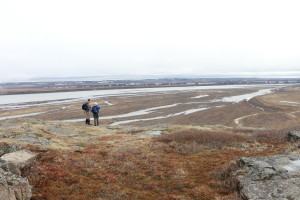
xmin=251 ymin=127 xmax=300 ymax=144
xmin=155 ymin=129 xmax=248 ymax=149
xmin=24 ymin=127 xmax=293 ymax=200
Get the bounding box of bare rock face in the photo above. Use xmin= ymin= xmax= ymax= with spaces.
xmin=0 ymin=148 xmax=36 ymax=200
xmin=287 ymin=131 xmax=300 ymax=142
xmin=236 ymin=154 xmax=300 ymax=200
xmin=0 ymin=145 xmax=20 ymax=157
xmin=0 ymin=168 xmax=32 ymax=200
xmin=0 ymin=150 xmax=37 ymax=176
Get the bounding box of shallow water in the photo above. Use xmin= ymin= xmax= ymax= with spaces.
xmin=0 ymin=84 xmax=286 ymax=124
xmin=101 ymin=103 xmax=179 ymax=120
xmin=280 ymin=101 xmax=300 ymax=105
xmin=0 ymin=110 xmax=51 ymax=120
xmin=104 ymin=101 xmax=114 ymax=106
xmin=191 ymin=94 xmax=209 ymax=99
xmin=134 ymin=130 xmax=161 ymax=135
xmin=220 ymin=88 xmax=275 ymax=102
xmin=64 ymin=104 xmax=206 ymax=123
xmin=109 ymin=107 xmax=210 ymax=126
xmin=106 ymin=86 xmax=283 ymax=126
xmin=0 ymin=84 xmax=279 ymax=106
xmin=234 ymin=113 xmax=259 ymax=125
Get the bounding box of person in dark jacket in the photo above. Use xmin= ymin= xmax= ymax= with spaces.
xmin=91 ymin=102 xmax=101 ymax=126
xmin=83 ymin=99 xmax=92 ymax=125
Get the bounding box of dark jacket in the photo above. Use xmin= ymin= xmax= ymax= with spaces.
xmin=84 ymin=102 xmax=91 ymax=112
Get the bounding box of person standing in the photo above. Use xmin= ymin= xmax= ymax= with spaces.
xmin=82 ymin=99 xmax=92 ymax=125
xmin=91 ymin=102 xmax=101 ymax=126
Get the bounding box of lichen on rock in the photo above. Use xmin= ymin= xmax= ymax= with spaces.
xmin=236 ymin=154 xmax=300 ymax=199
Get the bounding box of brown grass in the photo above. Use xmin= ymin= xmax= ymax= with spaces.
xmin=0 ymin=112 xmax=297 ymax=200
xmin=252 ymin=129 xmax=287 ymax=144
xmin=3 ymin=85 xmax=300 ymax=199
xmin=250 ymin=126 xmax=300 ymax=144
xmin=210 ymin=161 xmax=240 ymax=195
xmin=21 ymin=125 xmax=292 ymax=200
xmin=155 ymin=129 xmax=248 ymax=150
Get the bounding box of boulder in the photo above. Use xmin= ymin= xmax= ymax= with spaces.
xmin=288 ymin=131 xmax=300 ymax=142
xmin=0 ymin=145 xmax=20 ymax=157
xmin=236 ymin=154 xmax=300 ymax=200
xmin=0 ymin=150 xmax=37 ymax=175
xmin=0 ymin=168 xmax=32 ymax=200
xmin=287 ymin=131 xmax=300 ymax=142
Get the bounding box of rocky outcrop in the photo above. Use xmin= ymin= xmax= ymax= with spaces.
xmin=0 ymin=147 xmax=37 ymax=200
xmin=287 ymin=131 xmax=300 ymax=142
xmin=0 ymin=168 xmax=32 ymax=200
xmin=236 ymin=153 xmax=300 ymax=200
xmin=0 ymin=145 xmax=20 ymax=157
xmin=1 ymin=150 xmax=37 ymax=176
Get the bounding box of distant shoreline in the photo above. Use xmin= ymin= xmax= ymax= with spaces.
xmin=1 ymin=78 xmax=299 ymax=96
xmin=0 ymin=83 xmax=229 ymax=95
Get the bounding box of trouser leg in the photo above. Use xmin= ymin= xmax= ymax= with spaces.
xmin=84 ymin=111 xmax=91 ymax=124
xmin=93 ymin=114 xmax=99 ymax=126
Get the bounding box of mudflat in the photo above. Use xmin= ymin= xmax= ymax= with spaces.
xmin=1 ymin=84 xmax=299 ymax=129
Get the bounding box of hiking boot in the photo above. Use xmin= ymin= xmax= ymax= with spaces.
xmin=87 ymin=119 xmax=92 ymax=125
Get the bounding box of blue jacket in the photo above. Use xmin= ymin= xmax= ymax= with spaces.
xmin=91 ymin=105 xmax=100 ymax=114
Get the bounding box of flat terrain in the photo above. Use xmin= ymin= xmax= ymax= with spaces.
xmin=1 ymin=78 xmax=298 ymax=95
xmin=1 ymin=84 xmax=300 ymax=199
xmin=1 ymin=84 xmax=300 ymax=130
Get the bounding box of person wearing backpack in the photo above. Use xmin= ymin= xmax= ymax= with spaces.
xmin=91 ymin=102 xmax=101 ymax=126
xmin=82 ymin=99 xmax=92 ymax=125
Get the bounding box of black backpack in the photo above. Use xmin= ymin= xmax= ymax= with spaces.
xmin=82 ymin=103 xmax=88 ymax=111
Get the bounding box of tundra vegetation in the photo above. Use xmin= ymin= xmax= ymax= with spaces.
xmin=0 ymin=85 xmax=300 ymax=199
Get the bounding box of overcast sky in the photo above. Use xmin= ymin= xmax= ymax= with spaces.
xmin=0 ymin=0 xmax=300 ymax=82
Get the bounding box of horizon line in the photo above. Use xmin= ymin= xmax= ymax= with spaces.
xmin=1 ymin=75 xmax=300 ymax=83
